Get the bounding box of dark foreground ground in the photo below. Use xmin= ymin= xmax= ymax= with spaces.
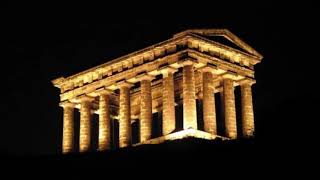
xmin=1 ymin=137 xmax=315 ymax=178
xmin=4 ymin=138 xmax=267 ymax=169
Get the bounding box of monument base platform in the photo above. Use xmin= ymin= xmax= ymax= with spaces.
xmin=133 ymin=129 xmax=229 ymax=146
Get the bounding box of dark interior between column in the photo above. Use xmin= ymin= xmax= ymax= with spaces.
xmin=111 ymin=119 xmax=119 ymax=149
xmin=175 ymin=103 xmax=183 ymax=131
xmin=131 ymin=120 xmax=139 ymax=144
xmin=235 ymin=86 xmax=243 ymax=138
xmin=215 ymin=92 xmax=225 ymax=136
xmin=196 ymin=99 xmax=204 ymax=131
xmin=91 ymin=113 xmax=99 ymax=151
xmin=152 ymin=111 xmax=162 ymax=138
xmin=74 ymin=110 xmax=80 ymax=152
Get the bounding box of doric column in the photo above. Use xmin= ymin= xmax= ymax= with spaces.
xmin=118 ymin=81 xmax=133 ymax=148
xmin=139 ymin=75 xmax=154 ymax=142
xmin=79 ymin=96 xmax=94 ymax=153
xmin=239 ymin=79 xmax=255 ymax=137
xmin=200 ymin=67 xmax=217 ymax=135
xmin=182 ymin=60 xmax=197 ymax=130
xmin=60 ymin=101 xmax=75 ymax=154
xmin=160 ymin=67 xmax=177 ymax=135
xmin=98 ymin=90 xmax=112 ymax=151
xmin=222 ymin=75 xmax=237 ymax=139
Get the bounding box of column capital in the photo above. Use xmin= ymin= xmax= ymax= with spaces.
xmin=70 ymin=95 xmax=95 ymax=108
xmin=127 ymin=73 xmax=155 ymax=83
xmin=197 ymin=64 xmax=227 ymax=75
xmin=179 ymin=59 xmax=196 ymax=66
xmin=59 ymin=101 xmax=75 ymax=108
xmin=237 ymin=78 xmax=256 ymax=86
xmin=222 ymin=71 xmax=245 ymax=81
xmin=198 ymin=65 xmax=217 ymax=73
xmin=78 ymin=95 xmax=95 ymax=103
xmin=159 ymin=66 xmax=177 ymax=77
xmin=105 ymin=84 xmax=118 ymax=91
xmin=117 ymin=80 xmax=134 ymax=89
xmin=105 ymin=81 xmax=133 ymax=90
xmin=69 ymin=95 xmax=95 ymax=104
xmin=95 ymin=87 xmax=113 ymax=96
xmin=138 ymin=73 xmax=155 ymax=81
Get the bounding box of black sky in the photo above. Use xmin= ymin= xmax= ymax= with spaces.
xmin=1 ymin=1 xmax=318 ymax=157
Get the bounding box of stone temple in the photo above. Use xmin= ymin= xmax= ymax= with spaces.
xmin=52 ymin=29 xmax=263 ymax=154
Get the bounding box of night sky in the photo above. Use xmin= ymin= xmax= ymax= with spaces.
xmin=2 ymin=1 xmax=318 ymax=160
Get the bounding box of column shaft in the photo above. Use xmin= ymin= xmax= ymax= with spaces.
xmin=119 ymin=86 xmax=131 ymax=148
xmin=162 ymin=72 xmax=176 ymax=135
xmin=223 ymin=78 xmax=237 ymax=139
xmin=241 ymin=83 xmax=255 ymax=137
xmin=98 ymin=93 xmax=111 ymax=151
xmin=140 ymin=79 xmax=152 ymax=142
xmin=62 ymin=105 xmax=74 ymax=153
xmin=202 ymin=71 xmax=217 ymax=135
xmin=79 ymin=100 xmax=92 ymax=152
xmin=183 ymin=64 xmax=197 ymax=129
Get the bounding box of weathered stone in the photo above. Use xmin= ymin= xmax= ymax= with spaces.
xmin=202 ymin=71 xmax=217 ymax=135
xmin=79 ymin=98 xmax=93 ymax=152
xmin=98 ymin=92 xmax=111 ymax=151
xmin=140 ymin=78 xmax=152 ymax=142
xmin=119 ymin=83 xmax=132 ymax=148
xmin=183 ymin=62 xmax=197 ymax=130
xmin=61 ymin=102 xmax=75 ymax=154
xmin=241 ymin=82 xmax=255 ymax=137
xmin=162 ymin=68 xmax=177 ymax=135
xmin=223 ymin=78 xmax=237 ymax=139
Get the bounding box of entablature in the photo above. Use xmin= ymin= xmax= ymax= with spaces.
xmin=53 ymin=29 xmax=262 ymax=102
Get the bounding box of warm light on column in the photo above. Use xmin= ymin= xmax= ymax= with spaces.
xmin=240 ymin=79 xmax=255 ymax=137
xmin=139 ymin=75 xmax=154 ymax=142
xmin=222 ymin=76 xmax=237 ymax=139
xmin=98 ymin=90 xmax=112 ymax=151
xmin=201 ymin=68 xmax=217 ymax=135
xmin=60 ymin=102 xmax=75 ymax=154
xmin=161 ymin=67 xmax=177 ymax=135
xmin=118 ymin=82 xmax=133 ymax=148
xmin=182 ymin=60 xmax=197 ymax=130
xmin=79 ymin=96 xmax=94 ymax=152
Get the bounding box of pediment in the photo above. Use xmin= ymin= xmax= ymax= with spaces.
xmin=174 ymin=29 xmax=263 ymax=60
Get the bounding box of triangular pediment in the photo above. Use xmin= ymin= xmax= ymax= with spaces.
xmin=174 ymin=29 xmax=263 ymax=59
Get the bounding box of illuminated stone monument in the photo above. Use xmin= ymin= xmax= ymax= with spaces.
xmin=52 ymin=29 xmax=263 ymax=154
